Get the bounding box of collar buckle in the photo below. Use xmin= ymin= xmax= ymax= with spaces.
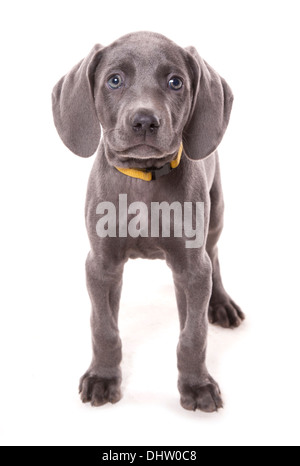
xmin=148 ymin=163 xmax=173 ymax=181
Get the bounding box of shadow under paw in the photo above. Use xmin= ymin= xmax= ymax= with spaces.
xmin=179 ymin=380 xmax=223 ymax=413
xmin=209 ymin=298 xmax=245 ymax=329
xmin=79 ymin=373 xmax=122 ymax=407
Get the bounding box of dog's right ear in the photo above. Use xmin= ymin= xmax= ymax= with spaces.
xmin=52 ymin=44 xmax=104 ymax=157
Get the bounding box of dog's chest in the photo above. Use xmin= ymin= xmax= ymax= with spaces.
xmin=86 ymin=151 xmax=212 ymax=260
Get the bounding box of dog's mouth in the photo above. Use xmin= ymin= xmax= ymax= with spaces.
xmin=114 ymin=144 xmax=174 ymax=169
xmin=116 ymin=144 xmax=163 ymax=159
xmin=104 ymin=135 xmax=182 ymax=170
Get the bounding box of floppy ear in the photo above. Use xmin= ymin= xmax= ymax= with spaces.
xmin=183 ymin=47 xmax=234 ymax=160
xmin=52 ymin=44 xmax=104 ymax=157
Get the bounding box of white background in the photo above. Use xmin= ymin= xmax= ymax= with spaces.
xmin=0 ymin=0 xmax=299 ymax=447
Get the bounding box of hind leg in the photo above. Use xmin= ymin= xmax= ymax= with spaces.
xmin=207 ymin=157 xmax=245 ymax=329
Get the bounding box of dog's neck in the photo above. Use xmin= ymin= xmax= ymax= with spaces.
xmin=115 ymin=144 xmax=183 ymax=182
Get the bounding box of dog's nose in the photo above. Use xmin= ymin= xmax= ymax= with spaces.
xmin=132 ymin=111 xmax=160 ymax=134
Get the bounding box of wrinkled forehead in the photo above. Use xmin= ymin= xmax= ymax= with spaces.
xmin=100 ymin=33 xmax=188 ymax=73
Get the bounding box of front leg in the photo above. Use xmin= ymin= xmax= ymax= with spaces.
xmin=172 ymin=252 xmax=223 ymax=413
xmin=79 ymin=251 xmax=124 ymax=407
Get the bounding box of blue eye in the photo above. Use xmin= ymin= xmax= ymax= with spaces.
xmin=108 ymin=74 xmax=123 ymax=89
xmin=169 ymin=76 xmax=183 ymax=90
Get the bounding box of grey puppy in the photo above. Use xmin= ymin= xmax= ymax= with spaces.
xmin=52 ymin=32 xmax=244 ymax=413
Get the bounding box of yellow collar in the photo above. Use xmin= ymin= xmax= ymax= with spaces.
xmin=115 ymin=143 xmax=183 ymax=182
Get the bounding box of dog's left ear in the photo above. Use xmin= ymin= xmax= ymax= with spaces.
xmin=52 ymin=44 xmax=104 ymax=157
xmin=183 ymin=47 xmax=234 ymax=160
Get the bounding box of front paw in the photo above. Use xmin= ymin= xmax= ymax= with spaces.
xmin=209 ymin=298 xmax=245 ymax=329
xmin=79 ymin=373 xmax=122 ymax=407
xmin=179 ymin=378 xmax=223 ymax=413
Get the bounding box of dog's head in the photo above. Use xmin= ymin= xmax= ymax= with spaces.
xmin=52 ymin=32 xmax=233 ymax=168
